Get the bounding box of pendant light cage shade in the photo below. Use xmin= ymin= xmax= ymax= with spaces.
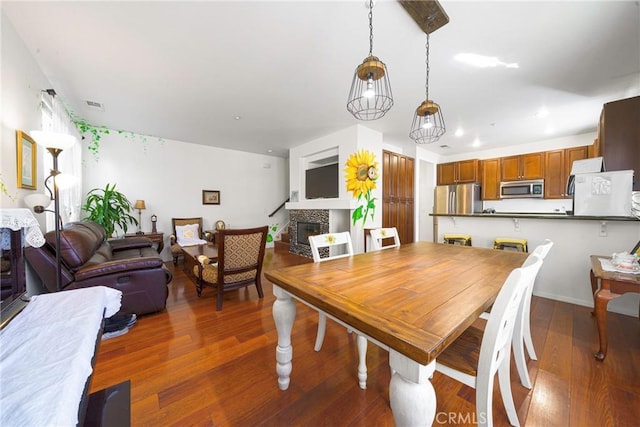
xmin=410 ymin=100 xmax=446 ymax=144
xmin=410 ymin=30 xmax=446 ymax=144
xmin=347 ymin=56 xmax=394 ymax=121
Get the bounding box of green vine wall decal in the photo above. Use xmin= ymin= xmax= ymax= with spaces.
xmin=0 ymin=173 xmax=17 ymax=201
xmin=266 ymin=224 xmax=278 ymax=243
xmin=72 ymin=116 xmax=110 ymax=158
xmin=69 ymin=114 xmax=164 ymax=161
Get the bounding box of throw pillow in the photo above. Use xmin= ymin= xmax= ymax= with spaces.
xmin=176 ymin=224 xmax=207 ymax=246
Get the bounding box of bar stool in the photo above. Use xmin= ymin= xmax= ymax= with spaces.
xmin=443 ymin=234 xmax=472 ymax=246
xmin=493 ymin=237 xmax=528 ymax=252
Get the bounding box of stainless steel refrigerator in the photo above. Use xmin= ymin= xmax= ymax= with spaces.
xmin=434 ymin=183 xmax=482 ymax=214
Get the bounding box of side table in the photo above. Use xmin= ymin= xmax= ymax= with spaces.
xmin=124 ymin=232 xmax=164 ymax=253
xmin=589 ymin=255 xmax=640 ymax=361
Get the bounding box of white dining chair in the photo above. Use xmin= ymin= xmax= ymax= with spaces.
xmin=436 ymin=254 xmax=543 ymax=427
xmin=308 ymin=231 xmax=368 ymax=389
xmin=369 ymin=227 xmax=401 ymax=251
xmin=480 ymin=238 xmax=553 ymax=389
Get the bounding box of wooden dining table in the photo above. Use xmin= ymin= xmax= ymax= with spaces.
xmin=265 ymin=241 xmax=527 ymax=426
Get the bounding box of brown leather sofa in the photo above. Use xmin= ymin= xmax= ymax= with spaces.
xmin=25 ymin=221 xmax=171 ymax=315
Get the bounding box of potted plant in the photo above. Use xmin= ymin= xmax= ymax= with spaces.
xmin=82 ymin=183 xmax=138 ymax=237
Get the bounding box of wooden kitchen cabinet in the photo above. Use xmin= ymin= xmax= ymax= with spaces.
xmin=598 ymin=96 xmax=640 ymax=190
xmin=382 ymin=150 xmax=414 ymax=245
xmin=544 ymin=146 xmax=588 ymax=199
xmin=437 ymin=159 xmax=479 ymax=185
xmin=588 ymin=138 xmax=601 ymax=158
xmin=501 ymin=152 xmax=544 ymax=181
xmin=480 ymin=158 xmax=501 ymax=200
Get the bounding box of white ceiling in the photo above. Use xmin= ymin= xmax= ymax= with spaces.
xmin=3 ymin=1 xmax=639 ymax=158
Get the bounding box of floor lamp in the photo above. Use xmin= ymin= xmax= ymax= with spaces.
xmin=28 ymin=131 xmax=76 ymax=292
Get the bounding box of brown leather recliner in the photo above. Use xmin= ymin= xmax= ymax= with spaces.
xmin=25 ymin=221 xmax=172 ymax=315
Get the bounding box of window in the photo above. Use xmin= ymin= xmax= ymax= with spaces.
xmin=39 ymin=92 xmax=82 ymax=230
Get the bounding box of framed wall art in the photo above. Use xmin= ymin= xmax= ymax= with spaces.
xmin=202 ymin=190 xmax=220 ymax=205
xmin=16 ymin=130 xmax=37 ymax=190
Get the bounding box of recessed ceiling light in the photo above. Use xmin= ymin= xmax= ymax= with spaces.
xmin=454 ymin=128 xmax=464 ymax=137
xmin=234 ymin=116 xmax=242 ymax=120
xmin=267 ymin=149 xmax=273 ymax=153
xmin=472 ymin=138 xmax=481 ymax=147
xmin=455 ymin=53 xmax=519 ymax=69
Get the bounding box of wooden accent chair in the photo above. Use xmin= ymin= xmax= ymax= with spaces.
xmin=369 ymin=227 xmax=401 ymax=251
xmin=308 ymin=232 xmax=368 ymax=389
xmin=193 ymin=226 xmax=267 ymax=311
xmin=170 ymin=217 xmax=207 ymax=265
xmin=435 ymin=254 xmax=543 ymax=427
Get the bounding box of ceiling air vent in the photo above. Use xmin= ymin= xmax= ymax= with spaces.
xmin=85 ymin=100 xmax=105 ymax=111
xmin=439 ymin=144 xmax=450 ymax=149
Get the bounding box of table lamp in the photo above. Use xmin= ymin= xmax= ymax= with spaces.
xmin=134 ymin=200 xmax=146 ymax=234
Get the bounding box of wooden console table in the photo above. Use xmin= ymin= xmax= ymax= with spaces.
xmin=589 ymin=255 xmax=640 ymax=361
xmin=125 ymin=231 xmax=164 ymax=253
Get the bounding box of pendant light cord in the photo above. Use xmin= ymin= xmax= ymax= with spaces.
xmin=425 ymin=32 xmax=430 ymax=101
xmin=368 ymin=0 xmax=374 ymax=56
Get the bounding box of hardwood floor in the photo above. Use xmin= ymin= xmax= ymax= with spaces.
xmin=91 ymin=249 xmax=640 ymax=426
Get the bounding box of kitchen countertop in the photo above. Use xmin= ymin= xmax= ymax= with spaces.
xmin=430 ymin=212 xmax=639 ymax=221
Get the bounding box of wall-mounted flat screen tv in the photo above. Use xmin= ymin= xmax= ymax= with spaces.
xmin=305 ymin=163 xmax=339 ymax=199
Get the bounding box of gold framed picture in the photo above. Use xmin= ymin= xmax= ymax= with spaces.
xmin=202 ymin=190 xmax=220 ymax=205
xmin=16 ymin=130 xmax=37 ymax=190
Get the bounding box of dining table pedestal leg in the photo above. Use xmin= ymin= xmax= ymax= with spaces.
xmin=357 ymin=334 xmax=368 ymax=389
xmin=389 ymin=350 xmax=436 ymax=426
xmin=273 ymin=285 xmax=296 ymax=390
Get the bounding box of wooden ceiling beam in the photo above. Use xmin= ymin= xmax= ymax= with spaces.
xmin=398 ymin=0 xmax=449 ymax=34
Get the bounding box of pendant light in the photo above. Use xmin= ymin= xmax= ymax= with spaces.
xmin=346 ymin=0 xmax=393 ymax=121
xmin=410 ymin=31 xmax=446 ymax=144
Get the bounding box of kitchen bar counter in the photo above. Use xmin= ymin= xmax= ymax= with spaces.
xmin=431 ymin=213 xmax=640 ymax=317
xmin=431 ymin=213 xmax=639 ymax=221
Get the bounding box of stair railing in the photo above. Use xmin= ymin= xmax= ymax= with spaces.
xmin=268 ymin=198 xmax=289 ymax=218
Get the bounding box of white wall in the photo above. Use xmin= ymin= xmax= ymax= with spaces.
xmin=82 ymin=132 xmax=288 ymax=261
xmin=287 ymin=124 xmax=383 ymax=253
xmin=0 ymin=12 xmax=49 ymax=213
xmin=1 ymin=12 xmax=66 ymax=295
xmin=288 ymin=125 xmax=357 ymax=204
xmin=436 ymin=215 xmax=640 ymax=316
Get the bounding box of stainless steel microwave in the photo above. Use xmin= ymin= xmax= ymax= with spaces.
xmin=500 ymin=179 xmax=544 ymax=199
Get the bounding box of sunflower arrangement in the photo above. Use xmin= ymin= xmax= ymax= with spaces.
xmin=344 ymin=149 xmax=379 ymax=226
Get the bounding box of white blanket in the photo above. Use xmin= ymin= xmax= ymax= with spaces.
xmin=0 ymin=286 xmax=122 ymax=426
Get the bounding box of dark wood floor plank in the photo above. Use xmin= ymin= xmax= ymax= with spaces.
xmin=538 ymin=301 xmax=574 ymax=381
xmin=88 ymin=248 xmax=640 ymax=426
xmin=609 ymin=384 xmax=640 ymax=427
xmin=569 ymin=329 xmax=614 ymax=427
xmin=525 ymin=370 xmax=570 ymax=426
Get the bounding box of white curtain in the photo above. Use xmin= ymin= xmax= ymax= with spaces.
xmin=39 ymin=92 xmax=82 ymax=230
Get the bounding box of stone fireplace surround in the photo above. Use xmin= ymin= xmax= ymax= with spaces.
xmin=289 ymin=209 xmax=329 ymax=258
